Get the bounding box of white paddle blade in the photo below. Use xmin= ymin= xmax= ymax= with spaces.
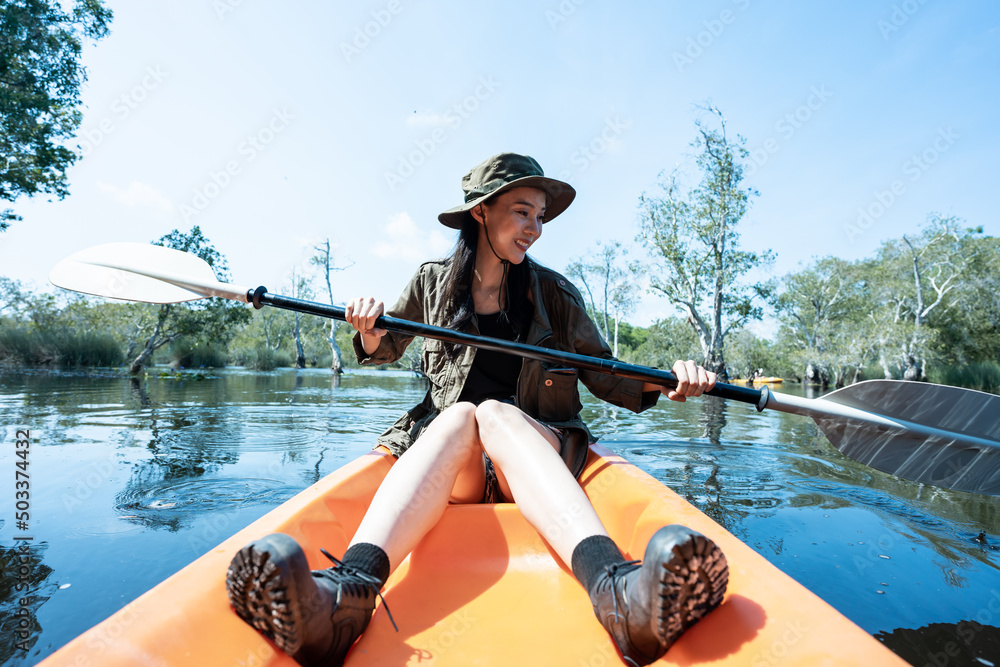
xmin=49 ymin=243 xmax=250 ymax=304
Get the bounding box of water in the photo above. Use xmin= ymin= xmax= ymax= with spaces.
xmin=1 ymin=368 xmax=998 ymax=666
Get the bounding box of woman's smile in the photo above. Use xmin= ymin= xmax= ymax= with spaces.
xmin=473 ymin=186 xmax=547 ymax=264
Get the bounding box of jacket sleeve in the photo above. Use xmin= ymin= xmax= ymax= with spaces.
xmin=353 ymin=264 xmax=427 ymax=366
xmin=565 ymin=290 xmax=660 ymax=414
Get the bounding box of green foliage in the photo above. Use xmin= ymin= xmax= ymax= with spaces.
xmin=166 ymin=340 xmax=229 ymax=368
xmin=623 ymin=317 xmax=701 ymax=368
xmin=0 ymin=285 xmax=128 ymax=367
xmin=566 ymin=241 xmax=640 ymax=353
xmin=156 ymin=226 xmax=231 ymax=274
xmin=613 ymin=320 xmax=648 ymax=356
xmin=0 ymin=318 xmax=122 ymax=367
xmin=0 ymin=276 xmax=29 ymax=316
xmin=636 ymin=107 xmax=773 ymax=376
xmin=228 ymin=295 xmax=350 ymax=370
xmin=771 ymin=215 xmax=991 ymax=388
xmin=928 ymin=362 xmax=1000 ymax=394
xmin=0 ymin=326 xmax=47 ymax=364
xmin=397 ymin=336 xmax=424 ymax=372
xmin=229 ymin=345 xmax=295 ymax=371
xmin=0 ymin=0 xmax=113 ymax=228
xmin=772 ymin=256 xmax=874 ymax=386
xmin=334 ymin=322 xmax=361 ymax=368
xmin=725 ymin=330 xmax=779 ymax=380
xmin=127 ymin=226 xmax=250 ymax=373
xmin=863 ymin=214 xmax=981 ymax=381
xmin=925 ymin=234 xmax=1000 ymax=365
xmin=57 ymin=330 xmax=123 ymax=366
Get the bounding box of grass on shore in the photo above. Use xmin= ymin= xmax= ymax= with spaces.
xmin=929 ymin=361 xmax=1000 ymax=394
xmin=0 ymin=328 xmax=123 ymax=367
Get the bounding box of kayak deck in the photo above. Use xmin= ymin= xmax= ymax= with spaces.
xmin=39 ymin=445 xmax=905 ymax=665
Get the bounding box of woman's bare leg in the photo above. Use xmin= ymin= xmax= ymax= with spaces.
xmin=475 ymin=400 xmax=608 ymax=565
xmin=349 ymin=401 xmax=487 ymax=568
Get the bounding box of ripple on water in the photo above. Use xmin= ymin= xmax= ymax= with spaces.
xmin=114 ymin=477 xmax=301 ymax=518
xmin=125 ymin=405 xmax=335 ymax=454
xmin=794 ymin=478 xmax=955 ymax=532
xmin=614 ymin=437 xmax=841 ymax=506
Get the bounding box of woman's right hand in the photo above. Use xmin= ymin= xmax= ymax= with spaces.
xmin=344 ymin=297 xmax=386 ymax=353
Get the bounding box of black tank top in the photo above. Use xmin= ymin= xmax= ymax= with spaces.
xmin=458 ymin=311 xmax=522 ymax=405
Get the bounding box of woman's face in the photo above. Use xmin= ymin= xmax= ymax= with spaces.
xmin=473 ymin=186 xmax=547 ymax=265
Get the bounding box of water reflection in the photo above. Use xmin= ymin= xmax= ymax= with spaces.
xmin=114 ymin=404 xmax=242 ymax=531
xmin=2 ymin=369 xmax=999 ymax=666
xmin=876 ymin=620 xmax=1000 ymax=665
xmin=127 ymin=376 xmax=152 ymax=409
xmin=0 ymin=541 xmax=54 ymax=663
xmin=698 ymin=395 xmax=727 ymax=445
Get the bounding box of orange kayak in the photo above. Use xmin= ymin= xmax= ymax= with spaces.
xmin=38 ymin=445 xmax=905 ymax=666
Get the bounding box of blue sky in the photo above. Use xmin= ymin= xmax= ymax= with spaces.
xmin=2 ymin=1 xmax=997 ymax=330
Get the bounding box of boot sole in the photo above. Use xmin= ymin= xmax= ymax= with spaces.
xmin=649 ymin=525 xmax=729 ymax=648
xmin=226 ymin=533 xmax=313 ymax=656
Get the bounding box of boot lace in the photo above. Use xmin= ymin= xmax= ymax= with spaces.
xmin=603 ymin=560 xmax=642 ymax=621
xmin=318 ymin=548 xmax=398 ymax=632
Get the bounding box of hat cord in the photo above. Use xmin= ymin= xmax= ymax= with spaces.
xmin=480 ymin=215 xmax=511 ymax=322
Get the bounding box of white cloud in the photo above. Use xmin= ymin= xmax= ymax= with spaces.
xmin=97 ymin=181 xmax=173 ymax=212
xmin=373 ymin=212 xmax=452 ymax=260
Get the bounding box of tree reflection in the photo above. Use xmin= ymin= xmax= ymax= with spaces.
xmin=114 ymin=385 xmax=240 ymax=531
xmin=699 ymin=395 xmax=727 ymax=445
xmin=876 ymin=620 xmax=1000 ymax=665
xmin=0 ymin=542 xmax=54 ymax=663
xmin=126 ymin=376 xmax=152 ymax=409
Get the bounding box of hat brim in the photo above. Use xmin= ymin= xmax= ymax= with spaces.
xmin=438 ymin=175 xmax=576 ymax=230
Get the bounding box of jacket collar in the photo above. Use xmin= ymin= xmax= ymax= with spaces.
xmin=525 ymin=258 xmax=554 ymax=346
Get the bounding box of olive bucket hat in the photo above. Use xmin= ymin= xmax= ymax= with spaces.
xmin=437 ymin=152 xmax=576 ymax=229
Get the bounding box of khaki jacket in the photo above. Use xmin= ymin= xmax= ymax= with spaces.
xmin=353 ymin=258 xmax=659 ymax=459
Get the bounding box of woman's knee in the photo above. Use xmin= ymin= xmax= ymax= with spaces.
xmin=478 ymin=399 xmax=560 ymax=449
xmin=475 ymin=399 xmax=516 ymax=427
xmin=414 ymin=401 xmax=479 ymax=459
xmin=428 ymin=401 xmax=477 ymax=435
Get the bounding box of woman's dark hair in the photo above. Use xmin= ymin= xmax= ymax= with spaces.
xmin=441 ymin=210 xmax=533 ymax=349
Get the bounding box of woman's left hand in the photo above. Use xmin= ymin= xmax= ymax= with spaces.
xmin=644 ymin=360 xmax=717 ymax=402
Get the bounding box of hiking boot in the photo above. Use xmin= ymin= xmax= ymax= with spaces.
xmin=589 ymin=525 xmax=728 ymax=666
xmin=226 ymin=533 xmax=392 ymax=667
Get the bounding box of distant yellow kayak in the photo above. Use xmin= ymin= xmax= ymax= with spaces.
xmin=731 ymin=377 xmax=784 ymax=386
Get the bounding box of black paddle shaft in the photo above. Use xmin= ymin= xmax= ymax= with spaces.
xmin=249 ymin=288 xmax=768 ymax=409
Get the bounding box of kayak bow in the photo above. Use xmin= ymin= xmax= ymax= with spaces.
xmin=38 ymin=445 xmax=906 ymax=666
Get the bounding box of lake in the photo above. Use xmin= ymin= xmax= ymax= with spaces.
xmin=1 ymin=367 xmax=998 ymax=666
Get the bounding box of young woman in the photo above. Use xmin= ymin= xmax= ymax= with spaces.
xmin=226 ymin=153 xmax=729 ymax=667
